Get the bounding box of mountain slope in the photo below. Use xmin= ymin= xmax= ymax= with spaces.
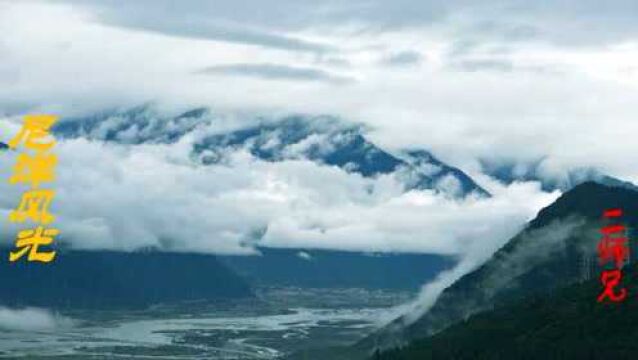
xmin=193 ymin=115 xmax=489 ymax=197
xmin=219 ymin=247 xmax=455 ymax=290
xmin=0 ymin=249 xmax=253 ymax=309
xmin=53 ymin=105 xmax=211 ymax=145
xmin=375 ymin=261 xmax=638 ymax=360
xmin=481 ymin=159 xmax=638 ymax=193
xmin=362 ymin=181 xmax=638 ymax=352
xmin=52 ymin=106 xmax=489 ymax=198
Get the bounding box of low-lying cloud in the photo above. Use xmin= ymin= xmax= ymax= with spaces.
xmin=397 ymin=216 xmax=591 ymax=326
xmin=0 ymin=307 xmax=74 ymax=332
xmin=0 ymin=115 xmax=558 ymax=258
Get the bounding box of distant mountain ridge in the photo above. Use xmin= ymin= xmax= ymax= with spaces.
xmin=52 ymin=105 xmax=489 ymax=198
xmin=219 ymin=247 xmax=455 ymax=290
xmin=0 ymin=249 xmax=253 ymax=309
xmin=53 ymin=105 xmax=211 ymax=145
xmin=481 ymin=158 xmax=638 ymax=192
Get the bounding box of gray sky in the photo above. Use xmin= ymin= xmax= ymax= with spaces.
xmin=2 ymin=0 xmax=638 ymax=179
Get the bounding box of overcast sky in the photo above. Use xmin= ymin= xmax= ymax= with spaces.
xmin=0 ymin=1 xmax=636 ymax=259
xmin=3 ymin=1 xmax=638 ymax=176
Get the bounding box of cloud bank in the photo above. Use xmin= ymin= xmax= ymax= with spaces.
xmin=0 ymin=307 xmax=74 ymax=332
xmin=0 ymin=113 xmax=558 ymax=257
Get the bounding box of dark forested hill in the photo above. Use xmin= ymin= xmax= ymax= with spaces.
xmin=375 ymin=262 xmax=638 ymax=360
xmin=0 ymin=249 xmax=253 ymax=309
xmin=358 ymin=181 xmax=638 ymax=355
xmin=287 ymin=181 xmax=638 ymax=360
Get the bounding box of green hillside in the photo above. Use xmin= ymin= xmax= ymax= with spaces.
xmin=359 ymin=181 xmax=638 ymax=354
xmin=375 ymin=262 xmax=638 ymax=359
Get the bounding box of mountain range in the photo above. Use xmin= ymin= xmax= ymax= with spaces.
xmin=52 ymin=105 xmax=488 ymax=198
xmin=480 ymin=158 xmax=638 ymax=192
xmin=219 ymin=247 xmax=455 ymax=290
xmin=9 ymin=106 xmax=624 ymax=196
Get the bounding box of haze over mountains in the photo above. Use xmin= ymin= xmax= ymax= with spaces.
xmin=41 ymin=104 xmax=631 ymax=198
xmin=52 ymin=105 xmax=488 ymax=199
xmin=376 ymin=260 xmax=638 ymax=360
xmin=3 ymin=106 xmax=552 ymax=255
xmin=481 ymin=159 xmax=638 ymax=193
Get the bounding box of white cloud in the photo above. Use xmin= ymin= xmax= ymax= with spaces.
xmin=399 ymin=215 xmax=590 ymax=325
xmin=433 ymin=173 xmax=463 ymax=198
xmin=0 ymin=125 xmax=558 ymax=257
xmin=0 ymin=307 xmax=74 ymax=332
xmin=1 ymin=1 xmax=638 ymax=186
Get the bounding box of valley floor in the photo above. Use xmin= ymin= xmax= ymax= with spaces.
xmin=0 ymin=287 xmax=412 ymax=359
